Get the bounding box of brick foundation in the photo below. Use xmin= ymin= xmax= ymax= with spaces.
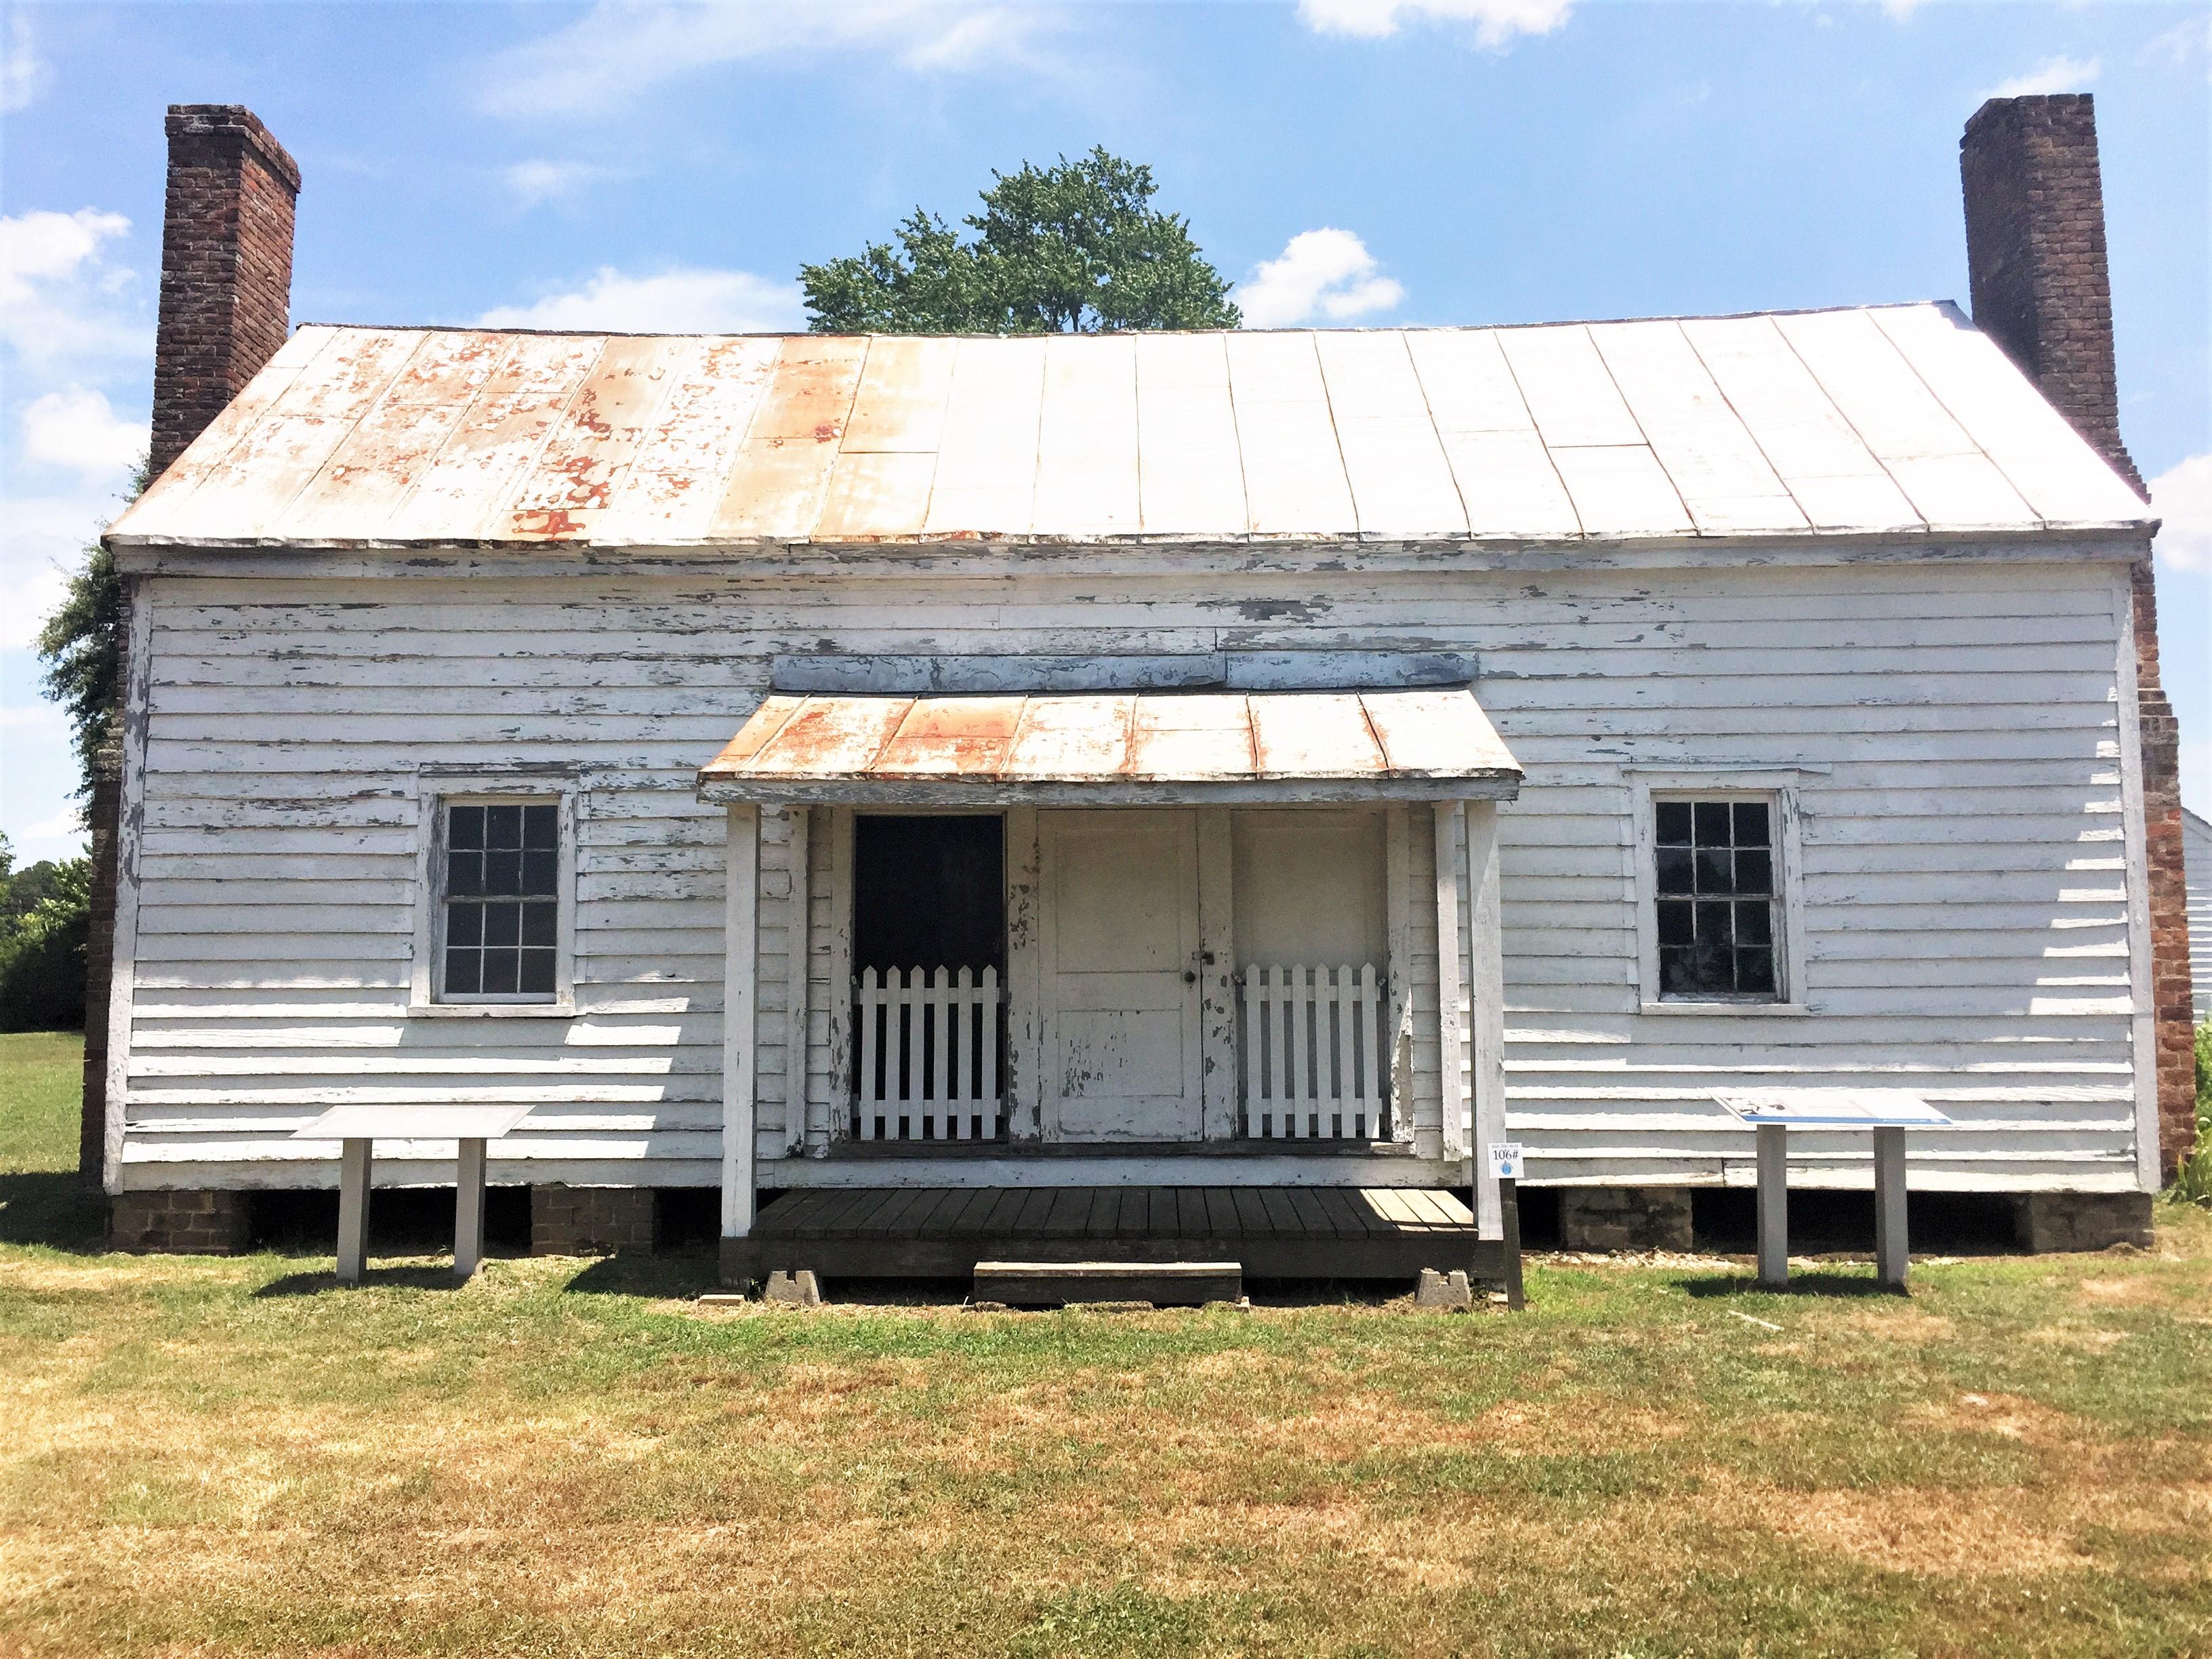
xmin=531 ymin=1186 xmax=655 ymax=1255
xmin=111 ymin=1190 xmax=249 ymax=1254
xmin=1559 ymin=1187 xmax=1694 ymax=1252
xmin=2012 ymin=1192 xmax=2154 ymax=1254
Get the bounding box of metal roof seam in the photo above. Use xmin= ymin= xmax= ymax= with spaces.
xmin=1580 ymin=322 xmax=1699 ymax=537
xmin=1353 ymin=693 xmax=1395 ymax=776
xmin=1485 ymin=327 xmax=1587 ymax=540
xmin=1661 ymin=316 xmax=1813 ymax=535
xmin=1868 ymin=302 xmax=2053 ymax=532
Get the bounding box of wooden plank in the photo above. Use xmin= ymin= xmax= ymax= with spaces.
xmin=1042 ymin=1185 xmax=1094 ymax=1239
xmin=1082 ymin=1187 xmax=1121 ymax=1240
xmin=1197 ymin=807 xmax=1238 ymax=1140
xmin=1230 ymin=1186 xmax=1275 ymax=1236
xmin=1434 ymin=801 xmax=1467 ymax=1166
xmin=1311 ymin=1185 xmax=1376 ymax=1238
xmin=1175 ymin=1187 xmax=1210 ymax=1237
xmin=1202 ymin=1187 xmax=1242 ymax=1237
xmin=1012 ymin=1185 xmax=1060 ymax=1235
xmin=759 ymin=1187 xmax=841 ymax=1238
xmin=978 ymin=1187 xmax=1032 ymax=1236
xmin=1282 ymin=1186 xmax=1336 ymax=1237
xmin=1114 ymin=1187 xmax=1154 ymax=1240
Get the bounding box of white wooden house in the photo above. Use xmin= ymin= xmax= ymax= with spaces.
xmin=96 ymin=97 xmax=2191 ymax=1275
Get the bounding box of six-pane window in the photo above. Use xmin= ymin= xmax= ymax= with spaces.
xmin=1654 ymin=798 xmax=1779 ymax=1000
xmin=443 ymin=802 xmax=559 ymax=998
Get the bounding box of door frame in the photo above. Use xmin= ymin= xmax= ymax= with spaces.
xmin=1032 ymin=806 xmax=1206 ymax=1143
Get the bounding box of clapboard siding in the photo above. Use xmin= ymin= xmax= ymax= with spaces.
xmin=116 ymin=553 xmax=2146 ymax=1191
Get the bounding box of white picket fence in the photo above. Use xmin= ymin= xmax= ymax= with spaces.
xmin=853 ymin=966 xmax=1005 ymax=1141
xmin=1240 ymin=963 xmax=1389 ymax=1141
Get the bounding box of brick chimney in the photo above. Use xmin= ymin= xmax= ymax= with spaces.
xmin=1963 ymin=94 xmax=2194 ymax=1183
xmin=1959 ymin=93 xmax=2143 ymax=494
xmin=146 ymin=104 xmax=300 ymax=478
xmin=85 ymin=105 xmax=299 ymax=1200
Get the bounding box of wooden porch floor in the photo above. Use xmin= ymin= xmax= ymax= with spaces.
xmin=724 ymin=1186 xmax=1507 ymax=1284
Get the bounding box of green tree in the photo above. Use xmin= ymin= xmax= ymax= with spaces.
xmin=38 ymin=459 xmax=148 ymax=799
xmin=802 ymin=148 xmax=1240 ymax=335
xmin=0 ymin=853 xmax=91 ymax=1031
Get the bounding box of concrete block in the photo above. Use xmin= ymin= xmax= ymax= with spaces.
xmin=763 ymin=1270 xmax=821 ymax=1307
xmin=1414 ymin=1268 xmax=1473 ymax=1310
xmin=2013 ymin=1191 xmax=2154 ymax=1254
xmin=1559 ymin=1187 xmax=1694 ymax=1252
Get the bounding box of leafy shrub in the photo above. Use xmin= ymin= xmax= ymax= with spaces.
xmin=0 ymin=855 xmax=90 ymax=1032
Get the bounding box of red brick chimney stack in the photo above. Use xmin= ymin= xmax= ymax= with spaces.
xmin=1963 ymin=94 xmax=2194 ymax=1181
xmin=84 ymin=105 xmax=299 ymax=1193
xmin=146 ymin=104 xmax=300 ymax=478
xmin=1959 ymin=93 xmax=2143 ymax=494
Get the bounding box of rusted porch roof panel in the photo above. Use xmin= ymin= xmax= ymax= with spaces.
xmin=108 ymin=304 xmax=2156 ymax=554
xmin=697 ymin=689 xmax=1523 ymax=804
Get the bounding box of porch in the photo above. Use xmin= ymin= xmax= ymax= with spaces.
xmin=698 ymin=677 xmax=1525 ymax=1288
xmin=726 ymin=1183 xmax=1511 ymax=1285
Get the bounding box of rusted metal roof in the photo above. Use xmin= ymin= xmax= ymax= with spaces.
xmin=696 ymin=688 xmax=1523 ymax=804
xmin=108 ymin=304 xmax=2154 ymax=552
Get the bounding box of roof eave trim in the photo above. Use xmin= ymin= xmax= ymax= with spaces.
xmin=695 ymin=774 xmax=1523 ymax=807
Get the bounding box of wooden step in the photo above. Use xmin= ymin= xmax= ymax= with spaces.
xmin=975 ymin=1259 xmax=1242 ymax=1307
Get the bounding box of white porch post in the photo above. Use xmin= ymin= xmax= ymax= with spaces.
xmin=722 ymin=803 xmax=760 ymax=1240
xmin=1465 ymin=799 xmax=1508 ymax=1240
xmin=781 ymin=806 xmax=812 ymax=1157
xmin=1433 ymin=802 xmax=1467 ymax=1169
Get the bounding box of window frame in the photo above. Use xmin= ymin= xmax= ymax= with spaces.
xmin=1629 ymin=771 xmax=1809 ymax=1017
xmin=411 ymin=774 xmax=579 ymax=1018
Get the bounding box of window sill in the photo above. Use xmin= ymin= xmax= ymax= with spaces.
xmin=1640 ymin=1000 xmax=1808 ymax=1018
xmin=409 ymin=1001 xmax=575 ymax=1019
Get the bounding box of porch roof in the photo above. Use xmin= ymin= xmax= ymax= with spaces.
xmin=697 ymin=688 xmax=1522 ymax=804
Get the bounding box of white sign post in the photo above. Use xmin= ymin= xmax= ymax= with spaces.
xmin=1486 ymin=1141 xmax=1524 ymax=1182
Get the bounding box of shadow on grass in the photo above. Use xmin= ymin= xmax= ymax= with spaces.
xmin=1680 ymin=1271 xmax=1904 ymax=1299
xmin=253 ymin=1263 xmax=468 ymax=1298
xmin=562 ymin=1252 xmax=718 ymax=1298
xmin=0 ymin=1170 xmax=110 ymax=1253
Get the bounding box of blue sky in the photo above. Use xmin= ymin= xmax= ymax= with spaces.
xmin=2 ymin=0 xmax=2207 ymax=864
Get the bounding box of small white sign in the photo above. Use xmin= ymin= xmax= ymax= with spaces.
xmin=1487 ymin=1141 xmax=1524 ymax=1181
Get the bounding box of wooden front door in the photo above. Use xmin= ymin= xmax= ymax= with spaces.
xmin=1039 ymin=809 xmax=1204 ymax=1141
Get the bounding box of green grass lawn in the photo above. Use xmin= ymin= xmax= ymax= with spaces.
xmin=2 ymin=1029 xmax=2209 ymax=1656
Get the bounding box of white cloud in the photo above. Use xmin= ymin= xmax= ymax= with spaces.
xmin=1875 ymin=0 xmax=1929 ymax=20
xmin=0 ymin=207 xmax=146 ymax=369
xmin=2140 ymin=16 xmax=2210 ymax=79
xmin=2149 ymin=453 xmax=2212 ymax=573
xmin=1237 ymin=229 xmax=1404 ymax=329
xmin=5 ymin=808 xmax=88 ymax=862
xmin=3 ymin=9 xmax=53 ymax=112
xmin=1984 ymin=54 xmax=2101 ymax=101
xmin=505 ymin=159 xmax=624 ymax=209
xmin=21 ymin=387 xmax=144 ymax=478
xmin=483 ymin=1 xmax=1061 ymax=116
xmin=1296 ymin=0 xmax=1570 ymax=47
xmin=478 ymin=266 xmax=804 ymax=333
